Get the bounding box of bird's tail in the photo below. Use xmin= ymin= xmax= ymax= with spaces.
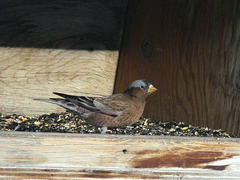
xmin=34 ymin=98 xmax=80 ymax=114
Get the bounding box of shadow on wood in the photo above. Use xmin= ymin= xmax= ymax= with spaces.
xmin=0 ymin=0 xmax=127 ymax=50
xmin=0 ymin=0 xmax=128 ymax=115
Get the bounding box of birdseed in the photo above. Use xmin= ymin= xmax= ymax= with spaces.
xmin=0 ymin=112 xmax=236 ymax=137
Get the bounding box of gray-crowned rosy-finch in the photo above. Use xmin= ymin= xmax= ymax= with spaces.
xmin=35 ymin=79 xmax=157 ymax=133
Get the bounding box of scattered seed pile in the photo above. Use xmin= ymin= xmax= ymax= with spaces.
xmin=0 ymin=112 xmax=235 ymax=137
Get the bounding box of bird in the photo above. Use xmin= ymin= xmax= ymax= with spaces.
xmin=34 ymin=79 xmax=157 ymax=133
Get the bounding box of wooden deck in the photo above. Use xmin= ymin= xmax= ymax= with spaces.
xmin=0 ymin=131 xmax=239 ymax=179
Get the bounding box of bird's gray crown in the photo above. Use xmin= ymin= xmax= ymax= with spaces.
xmin=126 ymin=79 xmax=151 ymax=92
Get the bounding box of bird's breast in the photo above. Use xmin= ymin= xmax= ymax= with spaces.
xmin=117 ymin=101 xmax=145 ymax=127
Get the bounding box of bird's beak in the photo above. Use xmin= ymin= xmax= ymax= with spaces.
xmin=148 ymin=85 xmax=158 ymax=93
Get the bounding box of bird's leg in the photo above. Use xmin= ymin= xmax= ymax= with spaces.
xmin=101 ymin=126 xmax=108 ymax=134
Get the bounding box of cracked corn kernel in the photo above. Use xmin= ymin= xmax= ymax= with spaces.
xmin=107 ymin=130 xmax=113 ymax=133
xmin=182 ymin=127 xmax=188 ymax=131
xmin=22 ymin=118 xmax=28 ymax=121
xmin=168 ymin=128 xmax=175 ymax=132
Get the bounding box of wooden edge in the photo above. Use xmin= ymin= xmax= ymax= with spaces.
xmin=0 ymin=131 xmax=240 ymax=179
xmin=0 ymin=131 xmax=239 ymax=142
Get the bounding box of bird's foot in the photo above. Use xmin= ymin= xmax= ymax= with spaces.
xmin=101 ymin=126 xmax=107 ymax=134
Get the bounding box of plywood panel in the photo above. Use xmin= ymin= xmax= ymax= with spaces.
xmin=0 ymin=131 xmax=240 ymax=179
xmin=115 ymin=0 xmax=240 ymax=136
xmin=0 ymin=0 xmax=127 ymax=115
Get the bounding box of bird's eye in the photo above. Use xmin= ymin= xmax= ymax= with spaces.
xmin=140 ymin=85 xmax=144 ymax=89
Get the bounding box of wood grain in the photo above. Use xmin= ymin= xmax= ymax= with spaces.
xmin=0 ymin=48 xmax=118 ymax=115
xmin=115 ymin=0 xmax=240 ymax=136
xmin=0 ymin=0 xmax=127 ymax=50
xmin=0 ymin=0 xmax=127 ymax=115
xmin=0 ymin=131 xmax=239 ymax=179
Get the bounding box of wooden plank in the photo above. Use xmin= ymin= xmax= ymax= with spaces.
xmin=0 ymin=48 xmax=118 ymax=115
xmin=115 ymin=0 xmax=240 ymax=137
xmin=0 ymin=0 xmax=127 ymax=115
xmin=0 ymin=0 xmax=127 ymax=50
xmin=0 ymin=131 xmax=240 ymax=179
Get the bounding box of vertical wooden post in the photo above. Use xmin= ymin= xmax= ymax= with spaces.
xmin=115 ymin=0 xmax=240 ymax=136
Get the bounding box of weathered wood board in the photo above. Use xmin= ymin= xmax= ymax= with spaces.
xmin=0 ymin=0 xmax=128 ymax=115
xmin=0 ymin=0 xmax=127 ymax=50
xmin=115 ymin=0 xmax=240 ymax=136
xmin=0 ymin=131 xmax=239 ymax=179
xmin=0 ymin=48 xmax=118 ymax=115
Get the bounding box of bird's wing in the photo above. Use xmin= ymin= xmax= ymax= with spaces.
xmin=93 ymin=94 xmax=132 ymax=117
xmin=53 ymin=92 xmax=131 ymax=117
xmin=53 ymin=92 xmax=100 ymax=112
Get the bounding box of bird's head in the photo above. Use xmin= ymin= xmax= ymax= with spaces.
xmin=124 ymin=79 xmax=157 ymax=100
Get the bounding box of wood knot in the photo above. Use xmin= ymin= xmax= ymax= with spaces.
xmin=141 ymin=37 xmax=154 ymax=60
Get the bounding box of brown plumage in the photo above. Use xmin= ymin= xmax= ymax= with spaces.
xmin=35 ymin=79 xmax=157 ymax=132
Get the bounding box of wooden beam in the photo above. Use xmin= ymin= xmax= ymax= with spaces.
xmin=0 ymin=131 xmax=239 ymax=179
xmin=0 ymin=0 xmax=127 ymax=50
xmin=0 ymin=0 xmax=127 ymax=115
xmin=0 ymin=48 xmax=118 ymax=115
xmin=115 ymin=0 xmax=240 ymax=136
